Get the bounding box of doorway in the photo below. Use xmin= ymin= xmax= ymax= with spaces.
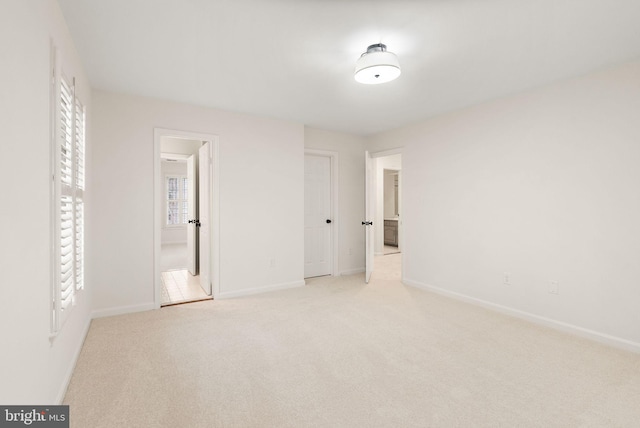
xmin=153 ymin=129 xmax=220 ymax=307
xmin=364 ymin=149 xmax=402 ymax=283
xmin=159 ymin=145 xmax=207 ymax=305
xmin=382 ymin=169 xmax=401 ymax=255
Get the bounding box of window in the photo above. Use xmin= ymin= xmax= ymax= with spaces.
xmin=166 ymin=176 xmax=188 ymax=225
xmin=52 ymin=59 xmax=85 ymax=333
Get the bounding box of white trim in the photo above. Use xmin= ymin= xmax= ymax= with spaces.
xmin=217 ymin=280 xmax=305 ymax=299
xmin=161 ymin=237 xmax=188 ymax=245
xmin=154 ymin=128 xmax=221 ymax=307
xmin=54 ymin=315 xmax=92 ymax=404
xmin=403 ymin=278 xmax=640 ymax=354
xmin=340 ymin=267 xmax=365 ymax=276
xmin=49 ymin=40 xmax=58 ymax=335
xmin=211 ymin=141 xmax=221 ymax=298
xmin=370 ymin=147 xmax=402 ymax=158
xmin=160 ymin=152 xmax=190 ymax=160
xmin=91 ymin=302 xmax=156 ymax=319
xmin=163 ymin=224 xmax=188 ymax=230
xmin=304 ymin=148 xmax=339 ymax=277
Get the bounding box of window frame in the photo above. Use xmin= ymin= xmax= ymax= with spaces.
xmin=165 ymin=174 xmax=189 ymax=227
xmin=50 ymin=44 xmax=86 ymax=335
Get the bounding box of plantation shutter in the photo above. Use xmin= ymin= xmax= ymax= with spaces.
xmin=52 ymin=70 xmax=86 ymax=333
xmin=59 ymin=76 xmax=75 ymax=316
xmin=74 ymin=97 xmax=85 ymax=291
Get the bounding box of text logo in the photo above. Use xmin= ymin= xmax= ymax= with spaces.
xmin=0 ymin=406 xmax=68 ymax=427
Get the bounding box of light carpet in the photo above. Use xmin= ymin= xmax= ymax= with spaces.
xmin=64 ymin=254 xmax=640 ymax=427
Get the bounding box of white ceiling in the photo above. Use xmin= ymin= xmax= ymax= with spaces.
xmin=57 ymin=0 xmax=640 ymax=136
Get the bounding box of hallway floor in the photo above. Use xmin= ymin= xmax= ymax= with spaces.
xmin=160 ymin=243 xmax=210 ymax=305
xmin=383 ymin=245 xmax=400 ymax=255
xmin=161 ymin=269 xmax=210 ymax=306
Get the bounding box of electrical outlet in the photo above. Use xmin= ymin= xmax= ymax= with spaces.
xmin=504 ymin=273 xmax=510 ymax=286
xmin=270 ymin=258 xmax=276 ymax=268
xmin=549 ymin=281 xmax=559 ymax=295
xmin=348 ymin=248 xmax=353 ymax=255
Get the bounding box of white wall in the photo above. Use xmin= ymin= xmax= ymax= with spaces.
xmin=304 ymin=127 xmax=366 ymax=275
xmin=161 ymin=160 xmax=188 ymax=244
xmin=0 ymin=0 xmax=92 ymax=403
xmin=90 ymin=90 xmax=305 ymax=310
xmin=368 ymin=60 xmax=640 ymax=349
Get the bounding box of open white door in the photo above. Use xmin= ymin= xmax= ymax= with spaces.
xmin=364 ymin=151 xmax=374 ymax=283
xmin=186 ymin=155 xmax=198 ymax=275
xmin=397 ymin=170 xmax=402 ymax=253
xmin=198 ymin=142 xmax=212 ymax=295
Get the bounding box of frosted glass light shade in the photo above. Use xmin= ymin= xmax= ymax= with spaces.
xmin=354 ymin=45 xmax=401 ymax=84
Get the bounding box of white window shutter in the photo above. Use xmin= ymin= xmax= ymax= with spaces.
xmin=52 ymin=69 xmax=86 ymax=333
xmin=60 ymin=77 xmax=74 ymax=187
xmin=75 ymin=98 xmax=85 ymax=191
xmin=74 ymin=200 xmax=84 ymax=291
xmin=60 ymin=195 xmax=74 ymax=312
xmin=74 ymin=98 xmax=85 ymax=291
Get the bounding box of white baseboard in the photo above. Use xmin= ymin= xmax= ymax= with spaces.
xmin=339 ymin=267 xmax=365 ymax=276
xmin=403 ymin=278 xmax=640 ymax=354
xmin=217 ymin=280 xmax=305 ymax=299
xmin=91 ymin=302 xmax=156 ymax=319
xmin=55 ymin=315 xmax=92 ymax=404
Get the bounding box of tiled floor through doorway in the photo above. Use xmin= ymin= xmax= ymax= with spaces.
xmin=383 ymin=245 xmax=400 ymax=255
xmin=161 ymin=269 xmax=210 ymax=306
xmin=160 ymin=243 xmax=211 ymax=306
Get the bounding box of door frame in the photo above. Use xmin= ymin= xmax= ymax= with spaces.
xmin=304 ymin=148 xmax=339 ymax=277
xmin=368 ymin=147 xmax=404 ymax=281
xmin=153 ymin=128 xmax=221 ymax=307
xmin=186 ymin=154 xmax=197 ymax=276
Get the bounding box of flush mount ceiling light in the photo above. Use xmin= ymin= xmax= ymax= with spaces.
xmin=354 ymin=43 xmax=401 ymax=84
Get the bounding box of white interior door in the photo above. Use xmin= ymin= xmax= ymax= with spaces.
xmin=304 ymin=154 xmax=332 ymax=278
xmin=397 ymin=170 xmax=402 ymax=253
xmin=365 ymin=151 xmax=374 ymax=283
xmin=186 ymin=155 xmax=198 ymax=275
xmin=198 ymin=142 xmax=212 ymax=295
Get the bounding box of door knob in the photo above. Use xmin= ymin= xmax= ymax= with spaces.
xmin=326 ymin=219 xmax=332 ymax=224
xmin=362 ymin=221 xmax=373 ymax=226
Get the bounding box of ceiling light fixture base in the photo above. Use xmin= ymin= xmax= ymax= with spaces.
xmin=354 ymin=43 xmax=401 ymax=85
